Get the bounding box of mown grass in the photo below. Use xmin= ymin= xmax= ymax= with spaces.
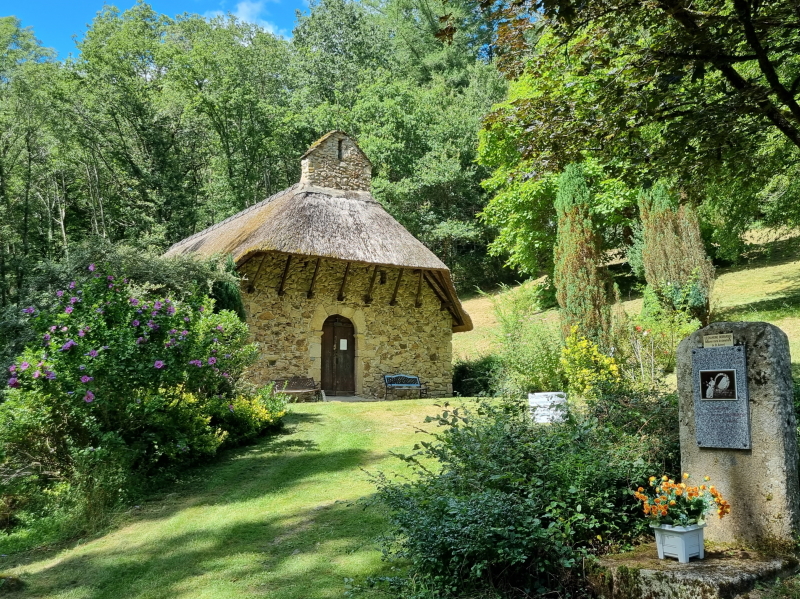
xmin=454 ymin=231 xmax=800 ymax=371
xmin=0 ymin=400 xmax=449 ymax=599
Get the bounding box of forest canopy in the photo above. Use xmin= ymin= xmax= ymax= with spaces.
xmin=0 ymin=0 xmax=510 ymax=307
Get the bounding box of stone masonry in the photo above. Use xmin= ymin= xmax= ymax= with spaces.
xmin=677 ymin=321 xmax=800 ymax=547
xmin=239 ymin=252 xmax=454 ymax=398
xmin=300 ymin=131 xmax=372 ymax=191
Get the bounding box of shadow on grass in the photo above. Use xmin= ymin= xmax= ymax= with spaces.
xmin=715 ymin=291 xmax=800 ymax=321
xmin=5 ymin=498 xmax=393 ymax=599
xmin=126 ymin=410 xmax=384 ymax=522
xmin=0 ymin=408 xmax=376 ymax=566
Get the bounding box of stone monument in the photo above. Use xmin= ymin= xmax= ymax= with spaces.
xmin=676 ymin=321 xmax=800 ymax=546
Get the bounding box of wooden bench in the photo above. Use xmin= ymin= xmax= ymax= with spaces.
xmin=272 ymin=377 xmax=324 ymax=402
xmin=384 ymin=374 xmax=428 ymax=400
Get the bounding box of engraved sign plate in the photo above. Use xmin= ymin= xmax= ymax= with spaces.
xmin=691 ymin=345 xmax=750 ymax=449
xmin=703 ymin=333 xmax=734 ymax=348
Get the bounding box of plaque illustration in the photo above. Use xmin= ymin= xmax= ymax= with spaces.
xmin=700 ymin=369 xmax=737 ymax=400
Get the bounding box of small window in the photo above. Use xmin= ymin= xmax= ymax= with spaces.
xmin=337 ymin=139 xmax=344 ymax=160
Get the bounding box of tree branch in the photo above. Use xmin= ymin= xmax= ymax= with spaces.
xmin=731 ymin=0 xmax=800 ymax=123
xmin=657 ymin=0 xmax=800 ymax=149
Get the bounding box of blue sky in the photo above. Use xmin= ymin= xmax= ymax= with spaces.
xmin=5 ymin=0 xmax=306 ymax=58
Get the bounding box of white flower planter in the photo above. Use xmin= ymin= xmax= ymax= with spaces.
xmin=651 ymin=523 xmax=706 ymax=563
xmin=527 ymin=392 xmax=567 ymax=423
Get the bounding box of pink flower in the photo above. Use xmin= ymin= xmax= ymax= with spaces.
xmin=88 ymin=263 xmax=95 ymax=272
xmin=132 ymin=320 xmax=140 ymax=327
xmin=22 ymin=306 xmax=35 ymax=314
xmin=130 ymin=298 xmax=139 ymax=306
xmin=56 ymin=290 xmax=64 ymax=297
xmin=20 ymin=362 xmax=29 ymax=371
xmin=154 ymin=360 xmax=165 ymax=369
xmin=84 ymin=390 xmax=95 ymax=403
xmin=65 ymin=306 xmax=73 ymax=314
xmin=8 ymin=365 xmax=16 ymax=373
xmin=78 ymin=329 xmax=85 ymax=337
xmin=68 ymin=281 xmax=76 ymax=289
xmin=8 ymin=378 xmax=19 ymax=388
xmin=80 ymin=375 xmax=93 ymax=383
xmin=32 ymin=371 xmax=41 ymax=379
xmin=208 ymin=357 xmax=217 ymax=365
xmin=60 ymin=340 xmax=77 ymax=352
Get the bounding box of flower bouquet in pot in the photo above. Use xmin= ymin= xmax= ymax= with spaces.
xmin=634 ymin=474 xmax=730 ymax=563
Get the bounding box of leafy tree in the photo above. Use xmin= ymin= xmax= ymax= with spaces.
xmin=553 ymin=164 xmax=610 ymax=342
xmin=477 ymin=1 xmax=800 ymax=244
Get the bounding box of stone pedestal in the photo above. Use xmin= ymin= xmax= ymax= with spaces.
xmin=588 ymin=545 xmax=798 ymax=599
xmin=676 ymin=321 xmax=800 ymax=546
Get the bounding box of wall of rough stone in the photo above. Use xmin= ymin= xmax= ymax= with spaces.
xmin=238 ymin=252 xmax=454 ymax=398
xmin=300 ymin=132 xmax=372 ymax=191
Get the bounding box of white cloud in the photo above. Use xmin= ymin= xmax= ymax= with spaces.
xmin=204 ymin=1 xmax=289 ymax=38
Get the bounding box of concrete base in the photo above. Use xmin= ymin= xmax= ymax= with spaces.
xmin=588 ymin=544 xmax=798 ymax=599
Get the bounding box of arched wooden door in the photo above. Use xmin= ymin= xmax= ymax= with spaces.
xmin=321 ymin=315 xmax=355 ymax=395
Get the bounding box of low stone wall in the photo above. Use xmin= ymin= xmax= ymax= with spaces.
xmin=239 ymin=252 xmax=454 ymax=398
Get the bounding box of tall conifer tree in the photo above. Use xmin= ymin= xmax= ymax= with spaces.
xmin=639 ymin=183 xmax=714 ymax=324
xmin=553 ymin=164 xmax=610 ymax=343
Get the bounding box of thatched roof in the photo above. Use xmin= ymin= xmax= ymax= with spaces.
xmin=164 ymin=133 xmax=472 ymax=332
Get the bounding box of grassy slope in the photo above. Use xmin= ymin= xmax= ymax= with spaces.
xmin=0 ymin=400 xmax=447 ymax=599
xmin=453 ymin=232 xmax=800 ymax=370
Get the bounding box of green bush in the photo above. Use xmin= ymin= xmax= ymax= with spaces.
xmin=607 ymin=287 xmax=700 ymax=387
xmin=375 ymin=386 xmax=679 ymax=597
xmin=492 ymin=285 xmax=565 ymax=395
xmin=0 ymin=261 xmax=284 ymax=547
xmin=452 ymin=356 xmax=501 ymax=397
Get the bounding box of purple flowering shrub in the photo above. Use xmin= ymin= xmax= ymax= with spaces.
xmin=0 ymin=265 xmax=271 ymax=534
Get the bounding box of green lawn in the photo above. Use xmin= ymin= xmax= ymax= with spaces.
xmin=0 ymin=400 xmax=447 ymax=599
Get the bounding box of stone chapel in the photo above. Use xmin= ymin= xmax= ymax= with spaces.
xmin=165 ymin=131 xmax=472 ymax=398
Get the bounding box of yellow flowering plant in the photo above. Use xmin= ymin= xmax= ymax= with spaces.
xmin=560 ymin=326 xmax=621 ymax=397
xmin=634 ymin=473 xmax=731 ymax=526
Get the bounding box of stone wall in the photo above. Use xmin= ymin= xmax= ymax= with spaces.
xmin=238 ymin=252 xmax=455 ymax=398
xmin=300 ymin=132 xmax=372 ymax=191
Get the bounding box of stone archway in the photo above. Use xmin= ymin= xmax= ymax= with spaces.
xmin=309 ymin=304 xmax=366 ymax=395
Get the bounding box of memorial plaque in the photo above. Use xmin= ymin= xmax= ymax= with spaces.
xmin=691 ymin=345 xmax=750 ymax=449
xmin=703 ymin=333 xmax=734 ymax=348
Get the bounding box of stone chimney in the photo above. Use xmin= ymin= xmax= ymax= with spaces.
xmin=299 ymin=131 xmax=372 ymax=191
